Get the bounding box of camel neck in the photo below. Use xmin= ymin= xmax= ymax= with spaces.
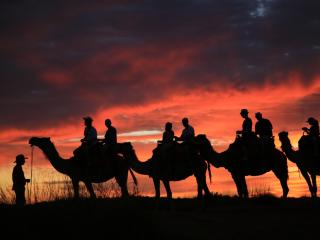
xmin=37 ymin=142 xmax=71 ymax=175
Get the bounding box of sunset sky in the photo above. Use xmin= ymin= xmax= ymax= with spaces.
xmin=1 ymin=0 xmax=320 ymax=198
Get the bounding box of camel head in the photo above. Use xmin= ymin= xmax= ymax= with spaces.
xmin=195 ymin=134 xmax=214 ymax=158
xmin=29 ymin=137 xmax=52 ymax=148
xmin=278 ymin=131 xmax=292 ymax=149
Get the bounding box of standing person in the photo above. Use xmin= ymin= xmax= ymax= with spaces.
xmin=12 ymin=154 xmax=30 ymax=206
xmin=255 ymin=112 xmax=273 ymax=139
xmin=175 ymin=117 xmax=195 ymax=143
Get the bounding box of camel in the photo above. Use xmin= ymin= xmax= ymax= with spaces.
xmin=195 ymin=134 xmax=289 ymax=198
xmin=29 ymin=137 xmax=137 ymax=199
xmin=118 ymin=139 xmax=211 ymax=199
xmin=278 ymin=131 xmax=320 ymax=197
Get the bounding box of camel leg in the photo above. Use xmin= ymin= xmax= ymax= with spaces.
xmin=232 ymin=174 xmax=244 ymax=198
xmin=195 ymin=175 xmax=204 ymax=198
xmin=299 ymin=169 xmax=313 ymax=197
xmin=71 ymin=178 xmax=80 ymax=199
xmin=115 ymin=174 xmax=129 ymax=198
xmin=241 ymin=177 xmax=248 ymax=198
xmin=162 ymin=180 xmax=172 ymax=199
xmin=197 ymin=167 xmax=211 ymax=197
xmin=153 ymin=178 xmax=161 ymax=199
xmin=311 ymin=173 xmax=317 ymax=198
xmin=272 ymin=170 xmax=289 ymax=198
xmin=114 ymin=160 xmax=129 ymax=198
xmin=84 ymin=181 xmax=96 ymax=199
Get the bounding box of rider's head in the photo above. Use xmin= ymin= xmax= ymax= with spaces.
xmin=307 ymin=117 xmax=318 ymax=126
xmin=165 ymin=122 xmax=172 ymax=131
xmin=240 ymin=109 xmax=249 ymax=118
xmin=182 ymin=117 xmax=189 ymax=128
xmin=105 ymin=119 xmax=112 ymax=128
xmin=83 ymin=116 xmax=93 ymax=127
xmin=255 ymin=112 xmax=262 ymax=120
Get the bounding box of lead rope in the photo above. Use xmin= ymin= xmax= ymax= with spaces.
xmin=29 ymin=146 xmax=34 ymax=204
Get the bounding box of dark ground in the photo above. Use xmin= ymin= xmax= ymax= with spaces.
xmin=1 ymin=196 xmax=319 ymax=240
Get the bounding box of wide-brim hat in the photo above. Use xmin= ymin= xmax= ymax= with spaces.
xmin=14 ymin=154 xmax=28 ymax=163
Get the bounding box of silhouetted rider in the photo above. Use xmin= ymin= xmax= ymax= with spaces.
xmin=174 ymin=118 xmax=196 ymax=168
xmin=103 ymin=119 xmax=117 ymax=146
xmin=303 ymin=117 xmax=320 ymax=156
xmin=76 ymin=116 xmax=97 ymax=166
xmin=237 ymin=109 xmax=252 ymax=138
xmin=162 ymin=122 xmax=174 ymax=144
xmin=255 ymin=112 xmax=273 ymax=138
xmin=175 ymin=117 xmax=195 ymax=143
xmin=102 ymin=119 xmax=118 ymax=158
xmin=303 ymin=117 xmax=320 ymax=138
xmin=158 ymin=122 xmax=175 ymax=178
xmin=236 ymin=109 xmax=253 ymax=161
xmin=81 ymin=116 xmax=97 ymax=146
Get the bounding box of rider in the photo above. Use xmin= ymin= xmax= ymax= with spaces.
xmin=81 ymin=116 xmax=98 ymax=146
xmin=302 ymin=117 xmax=320 ymax=156
xmin=237 ymin=109 xmax=253 ymax=138
xmin=175 ymin=117 xmax=195 ymax=143
xmin=78 ymin=116 xmax=98 ymax=165
xmin=102 ymin=118 xmax=118 ymax=158
xmin=162 ymin=122 xmax=174 ymax=144
xmin=255 ymin=112 xmax=274 ymax=152
xmin=159 ymin=122 xmax=175 ymax=178
xmin=174 ymin=118 xmax=196 ymax=168
xmin=237 ymin=109 xmax=253 ymax=161
xmin=255 ymin=112 xmax=273 ymax=139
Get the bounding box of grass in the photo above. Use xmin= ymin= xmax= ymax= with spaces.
xmin=1 ymin=196 xmax=319 ymax=240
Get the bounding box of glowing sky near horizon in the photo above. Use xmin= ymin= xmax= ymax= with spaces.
xmin=1 ymin=0 xmax=320 ymax=198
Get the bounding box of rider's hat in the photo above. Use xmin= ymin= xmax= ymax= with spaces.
xmin=83 ymin=116 xmax=93 ymax=122
xmin=240 ymin=109 xmax=249 ymax=114
xmin=307 ymin=117 xmax=317 ymax=124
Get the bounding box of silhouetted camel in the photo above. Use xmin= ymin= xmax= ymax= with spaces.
xmin=118 ymin=139 xmax=211 ymax=199
xmin=279 ymin=131 xmax=320 ymax=197
xmin=195 ymin=135 xmax=289 ymax=198
xmin=29 ymin=137 xmax=137 ymax=199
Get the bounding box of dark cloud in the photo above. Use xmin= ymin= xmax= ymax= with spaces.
xmin=1 ymin=0 xmax=320 ymax=129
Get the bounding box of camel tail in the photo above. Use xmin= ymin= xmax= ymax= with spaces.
xmin=129 ymin=168 xmax=138 ymax=186
xmin=207 ymin=161 xmax=212 ymax=183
